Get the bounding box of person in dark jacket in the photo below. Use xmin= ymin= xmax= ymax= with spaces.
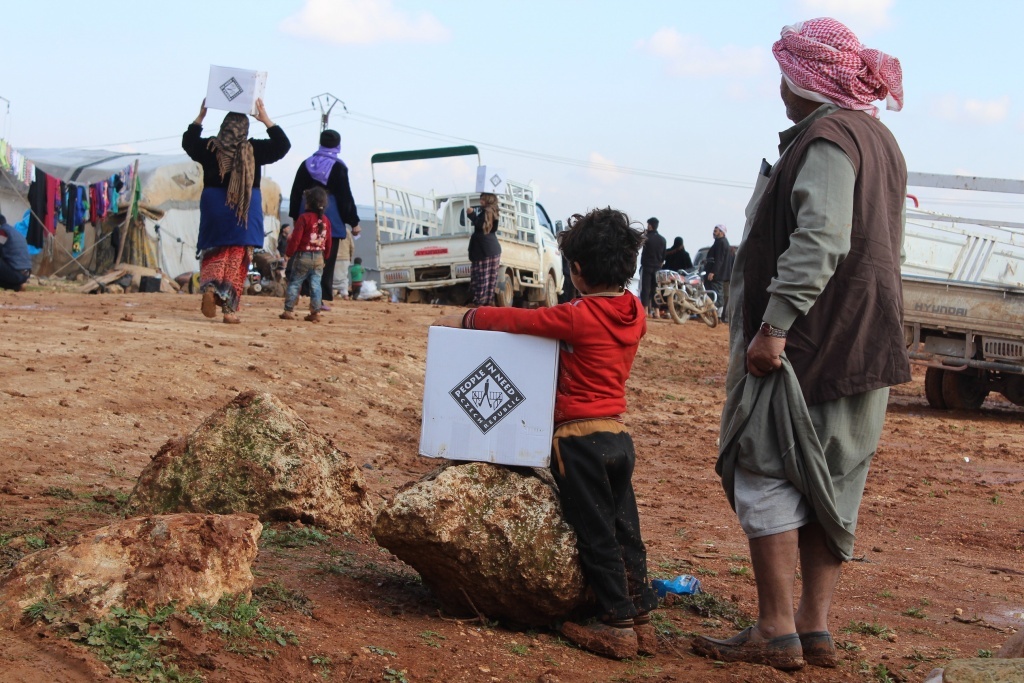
xmin=703 ymin=224 xmax=730 ymax=301
xmin=0 ymin=214 xmax=31 ymax=291
xmin=289 ymin=130 xmax=361 ymax=310
xmin=182 ymin=98 xmax=291 ymax=324
xmin=663 ymin=236 xmax=693 ymax=272
xmin=467 ymin=192 xmax=502 ymax=306
xmin=639 ymin=217 xmax=666 ymax=315
xmin=720 ymin=245 xmax=737 ymax=321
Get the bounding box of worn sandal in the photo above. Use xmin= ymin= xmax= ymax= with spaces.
xmin=560 ymin=621 xmax=638 ymax=660
xmin=691 ymin=626 xmax=805 ymax=671
xmin=799 ymin=631 xmax=838 ymax=667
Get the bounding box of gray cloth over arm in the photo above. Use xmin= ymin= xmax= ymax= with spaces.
xmin=717 ymin=357 xmax=886 ymax=560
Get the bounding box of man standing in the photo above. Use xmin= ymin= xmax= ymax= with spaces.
xmin=639 ymin=217 xmax=665 ymax=316
xmin=692 ymin=18 xmax=909 ymax=672
xmin=703 ymin=224 xmax=730 ymax=302
xmin=290 ymin=130 xmax=361 ymax=310
xmin=0 ymin=214 xmax=31 ymax=291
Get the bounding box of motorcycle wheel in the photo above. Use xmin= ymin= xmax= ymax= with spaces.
xmin=668 ymin=290 xmax=689 ymax=324
xmin=699 ymin=304 xmax=718 ymax=328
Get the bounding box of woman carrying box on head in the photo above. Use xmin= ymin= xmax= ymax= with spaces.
xmin=183 ymin=98 xmax=291 ymax=324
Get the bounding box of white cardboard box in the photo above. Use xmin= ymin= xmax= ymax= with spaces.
xmin=475 ymin=166 xmax=508 ymax=195
xmin=420 ymin=327 xmax=558 ymax=467
xmin=206 ymin=65 xmax=267 ymax=116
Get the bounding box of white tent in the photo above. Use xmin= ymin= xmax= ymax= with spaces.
xmin=20 ymin=148 xmax=282 ymax=278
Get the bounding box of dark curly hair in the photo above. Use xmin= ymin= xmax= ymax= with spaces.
xmin=557 ymin=207 xmax=645 ymax=289
xmin=303 ymin=186 xmax=329 ymax=218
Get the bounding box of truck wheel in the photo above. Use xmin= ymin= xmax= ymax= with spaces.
xmin=495 ymin=271 xmax=514 ymax=308
xmin=924 ymin=368 xmax=947 ymax=409
xmin=543 ymin=273 xmax=558 ymax=307
xmin=668 ymin=291 xmax=689 ymax=324
xmin=1000 ymin=376 xmax=1024 ymax=407
xmin=941 ymin=370 xmax=988 ymax=410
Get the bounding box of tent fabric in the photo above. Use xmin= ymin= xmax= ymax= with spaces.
xmin=19 ymin=149 xmax=195 ymax=187
xmin=16 ymin=147 xmax=284 ymax=279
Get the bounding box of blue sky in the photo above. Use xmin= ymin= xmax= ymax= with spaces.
xmin=5 ymin=0 xmax=1024 ymax=253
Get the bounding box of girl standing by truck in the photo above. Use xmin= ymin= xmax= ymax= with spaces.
xmin=467 ymin=192 xmax=501 ymax=306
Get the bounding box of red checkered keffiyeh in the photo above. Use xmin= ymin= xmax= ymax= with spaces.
xmin=773 ymin=17 xmax=903 ymax=118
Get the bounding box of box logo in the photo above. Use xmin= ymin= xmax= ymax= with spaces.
xmin=220 ymin=77 xmax=244 ymax=101
xmin=449 ymin=357 xmax=526 ymax=434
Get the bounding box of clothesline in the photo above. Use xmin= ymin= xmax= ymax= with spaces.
xmin=0 ymin=138 xmax=35 ymax=185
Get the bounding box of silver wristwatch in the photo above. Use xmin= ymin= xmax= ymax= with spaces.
xmin=759 ymin=321 xmax=788 ymax=338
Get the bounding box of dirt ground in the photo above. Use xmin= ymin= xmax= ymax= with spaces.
xmin=0 ymin=288 xmax=1022 ymax=683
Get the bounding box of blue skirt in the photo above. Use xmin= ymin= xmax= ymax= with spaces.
xmin=198 ymin=188 xmax=265 ymax=250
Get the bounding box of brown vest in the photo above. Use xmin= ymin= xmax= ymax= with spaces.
xmin=743 ymin=109 xmax=911 ymax=405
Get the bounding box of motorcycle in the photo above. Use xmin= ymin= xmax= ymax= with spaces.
xmin=653 ymin=268 xmax=719 ymax=328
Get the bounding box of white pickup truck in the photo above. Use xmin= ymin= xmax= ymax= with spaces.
xmin=371 ymin=146 xmax=563 ymax=307
xmin=902 ymin=173 xmax=1024 ymax=410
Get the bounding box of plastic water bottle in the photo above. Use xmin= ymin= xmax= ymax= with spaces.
xmin=651 ymin=574 xmax=701 ymax=597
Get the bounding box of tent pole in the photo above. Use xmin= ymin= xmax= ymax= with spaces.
xmin=113 ymin=159 xmax=139 ymax=267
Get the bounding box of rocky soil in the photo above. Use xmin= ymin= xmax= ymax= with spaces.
xmin=0 ymin=289 xmax=1022 ymax=683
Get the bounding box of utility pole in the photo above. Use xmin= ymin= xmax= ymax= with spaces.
xmin=311 ymin=93 xmax=348 ymax=132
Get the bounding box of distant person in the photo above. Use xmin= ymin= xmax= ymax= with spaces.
xmin=277 ymin=222 xmax=292 ymax=259
xmin=639 ymin=217 xmax=665 ymax=316
xmin=183 ymin=98 xmax=290 ymax=324
xmin=333 ymin=229 xmax=355 ymax=300
xmin=289 ymin=130 xmax=361 ymax=312
xmin=349 ymin=257 xmax=365 ymax=299
xmin=663 ymin=236 xmax=693 ymax=272
xmin=703 ymin=224 xmax=730 ymax=301
xmin=432 ymin=208 xmax=659 ymax=660
xmin=467 ymin=192 xmax=502 ymax=306
xmin=281 ymin=186 xmax=331 ymax=323
xmin=0 ymin=214 xmax=31 ymax=291
xmin=691 ymin=17 xmax=908 ymax=672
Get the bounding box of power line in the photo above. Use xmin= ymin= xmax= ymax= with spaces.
xmin=76 ymin=108 xmax=317 ymax=149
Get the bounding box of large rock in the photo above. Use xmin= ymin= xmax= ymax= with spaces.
xmin=939 ymin=659 xmax=1024 ymax=682
xmin=0 ymin=514 xmax=260 ymax=627
xmin=130 ymin=391 xmax=373 ymax=533
xmin=374 ymin=463 xmax=590 ymax=627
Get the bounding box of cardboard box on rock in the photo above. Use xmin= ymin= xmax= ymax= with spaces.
xmin=420 ymin=327 xmax=557 ymax=467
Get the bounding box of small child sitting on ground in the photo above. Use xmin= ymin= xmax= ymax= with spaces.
xmin=432 ymin=207 xmax=658 ymax=660
xmin=281 ymin=186 xmax=331 ymax=323
xmin=349 ymin=257 xmax=364 ymax=299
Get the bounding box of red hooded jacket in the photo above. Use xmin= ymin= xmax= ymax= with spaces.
xmin=464 ymin=293 xmax=646 ymax=424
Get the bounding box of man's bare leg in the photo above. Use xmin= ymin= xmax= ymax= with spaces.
xmin=748 ymin=528 xmax=799 ymax=639
xmin=794 ymin=522 xmax=843 ymax=633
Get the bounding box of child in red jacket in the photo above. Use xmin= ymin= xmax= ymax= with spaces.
xmin=281 ymin=186 xmax=331 ymax=322
xmin=433 ymin=207 xmax=657 ymax=659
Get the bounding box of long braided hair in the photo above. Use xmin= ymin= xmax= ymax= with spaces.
xmin=479 ymin=192 xmax=499 ymax=234
xmin=207 ymin=113 xmax=255 ymax=223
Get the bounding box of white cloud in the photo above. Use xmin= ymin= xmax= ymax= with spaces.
xmin=280 ymin=0 xmax=451 ymax=45
xmin=794 ymin=0 xmax=894 ymax=33
xmin=586 ymin=152 xmax=624 ymax=185
xmin=931 ymin=94 xmax=1010 ymax=125
xmin=637 ymin=28 xmax=767 ymax=79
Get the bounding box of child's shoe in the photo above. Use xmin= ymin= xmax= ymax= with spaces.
xmin=280 ymin=311 xmax=296 ymax=320
xmin=633 ymin=613 xmax=657 ymax=656
xmin=560 ymin=620 xmax=637 ymax=660
xmin=304 ymin=311 xmax=322 ymax=323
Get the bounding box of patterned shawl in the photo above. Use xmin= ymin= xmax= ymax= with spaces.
xmin=207 ymin=113 xmax=255 ymax=222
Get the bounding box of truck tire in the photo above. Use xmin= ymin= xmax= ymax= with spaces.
xmin=668 ymin=291 xmax=689 ymax=324
xmin=924 ymin=368 xmax=947 ymax=409
xmin=1000 ymin=376 xmax=1024 ymax=407
xmin=941 ymin=369 xmax=988 ymax=410
xmin=495 ymin=271 xmax=514 ymax=308
xmin=543 ymin=273 xmax=558 ymax=307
